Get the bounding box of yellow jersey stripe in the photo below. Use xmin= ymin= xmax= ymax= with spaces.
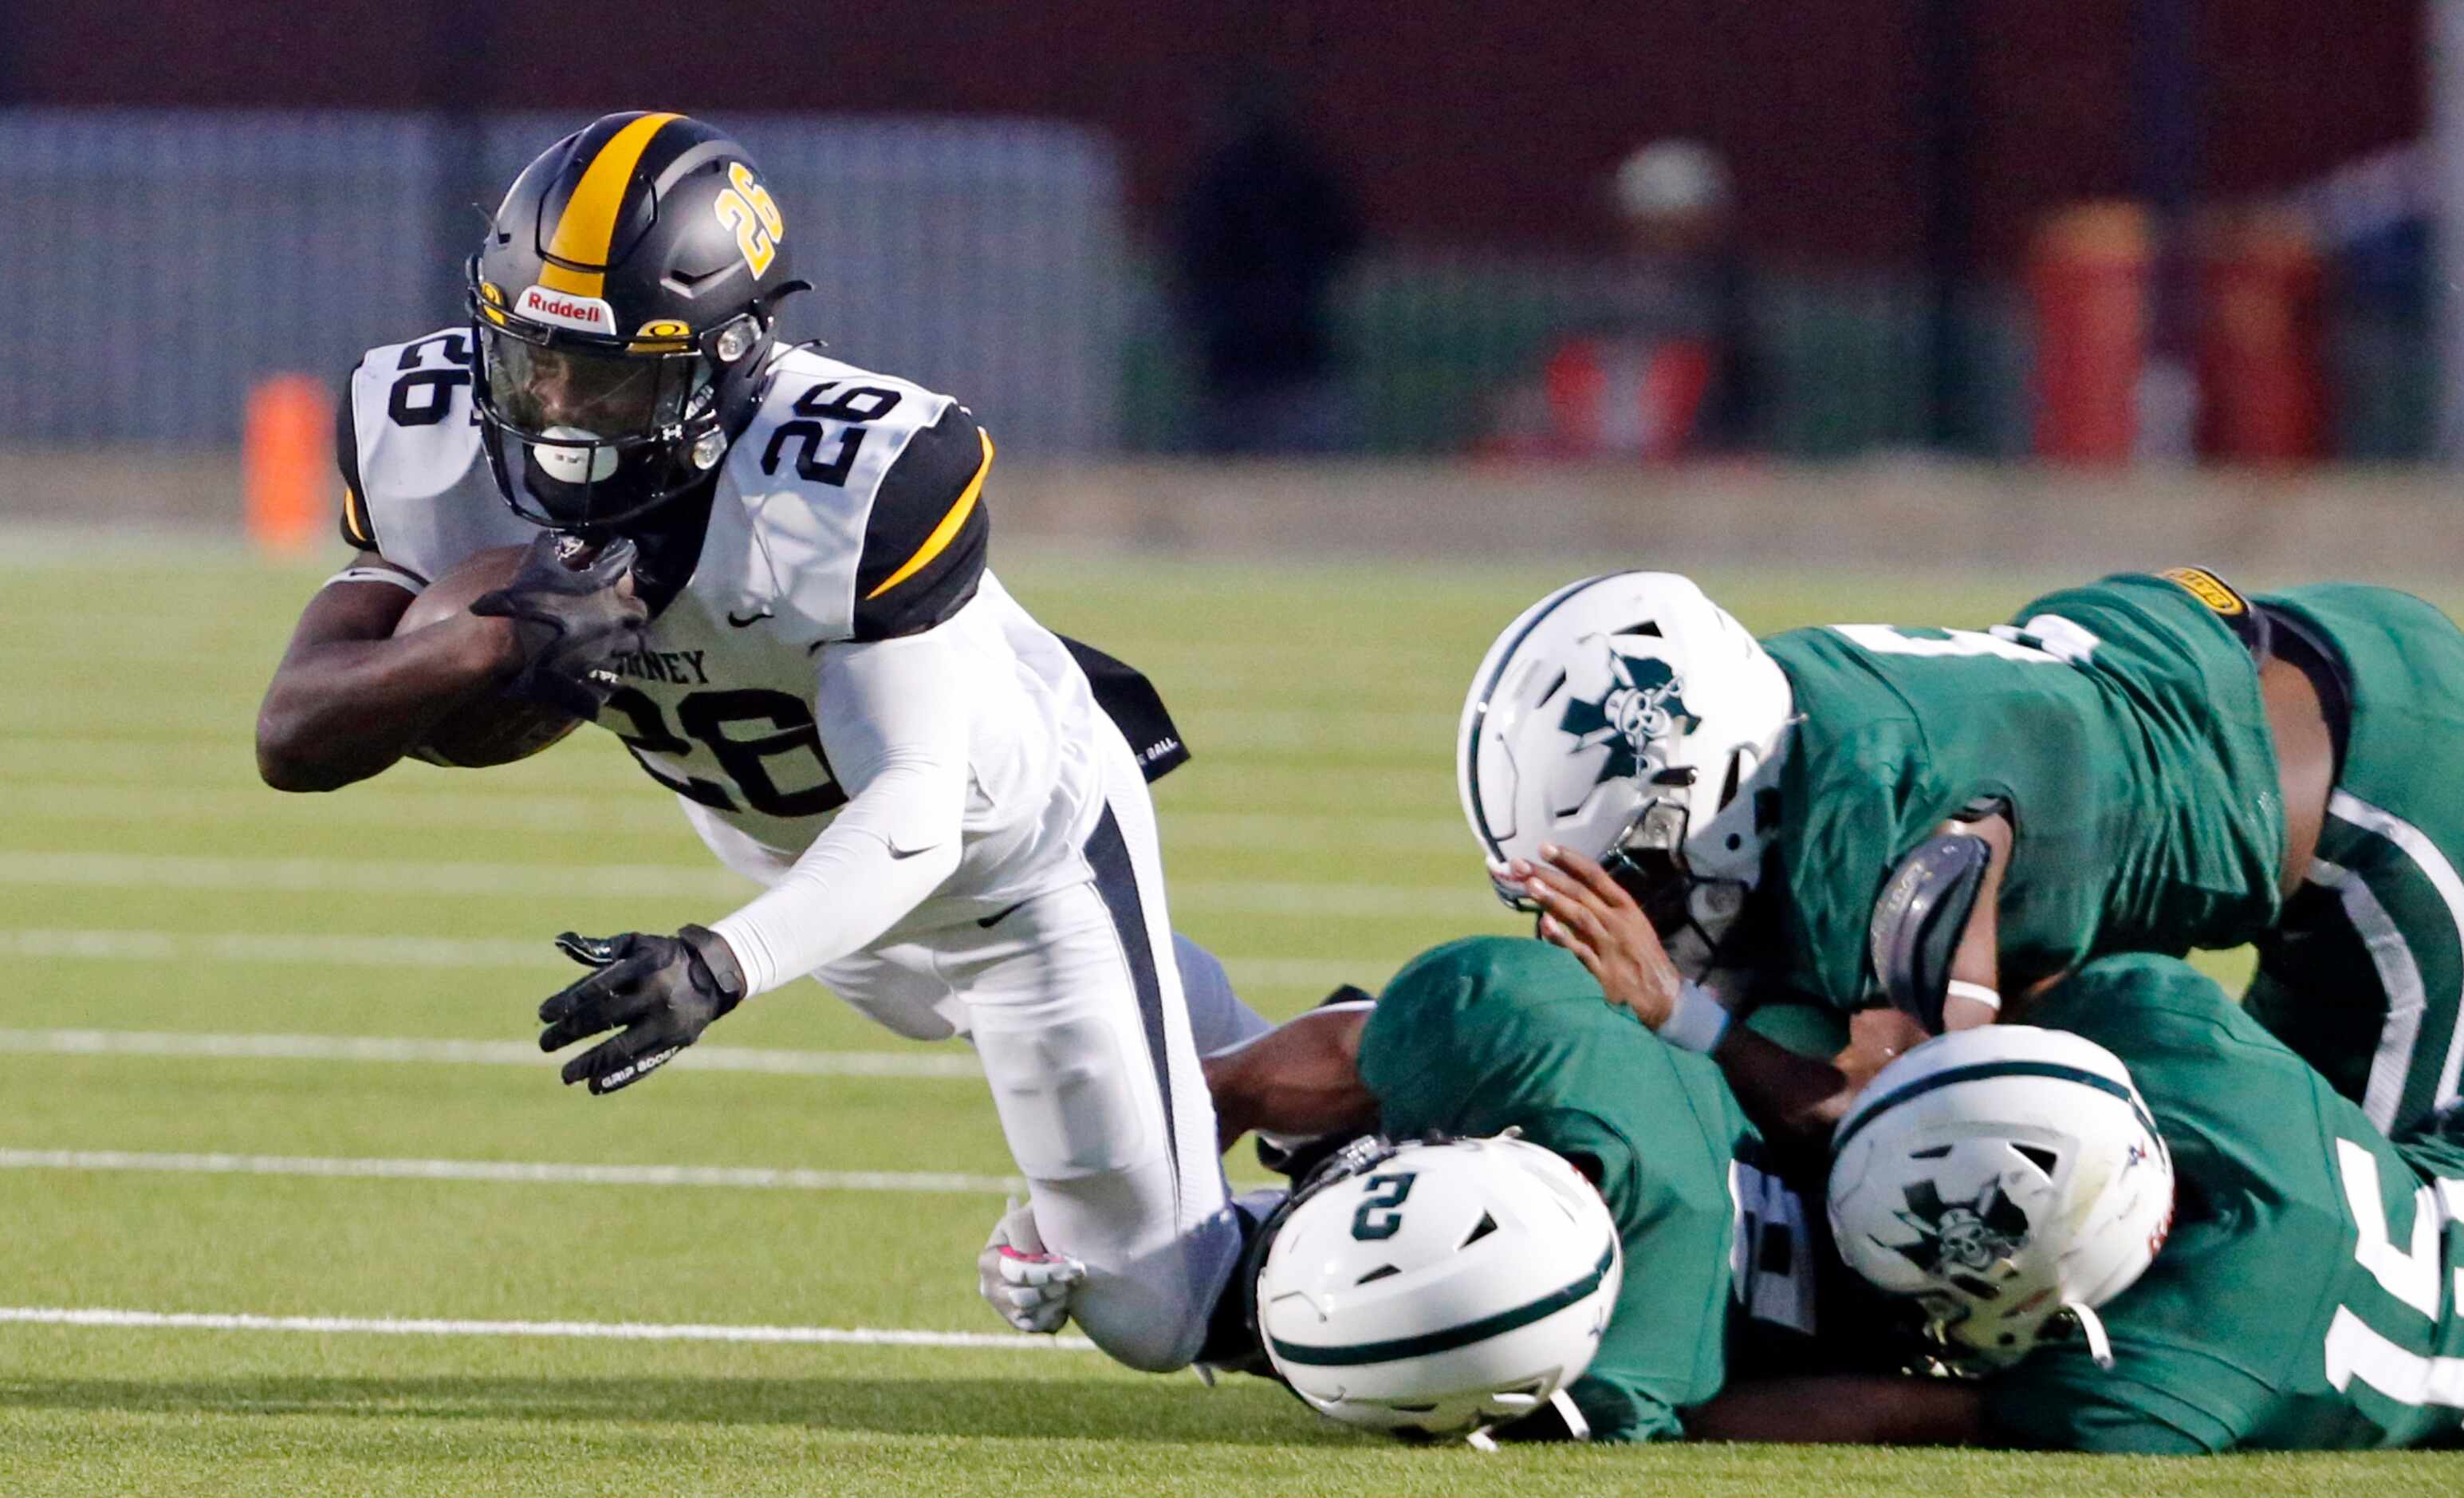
xmin=537 ymin=112 xmax=681 ymax=297
xmin=341 ymin=484 xmax=372 ymax=546
xmin=865 ymin=430 xmax=993 ymax=601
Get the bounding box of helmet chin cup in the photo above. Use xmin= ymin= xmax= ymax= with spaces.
xmin=532 ymin=427 xmax=620 ymax=485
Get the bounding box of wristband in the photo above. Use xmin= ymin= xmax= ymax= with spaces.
xmin=1659 ymin=980 xmax=1733 ymax=1054
xmin=1944 ymin=980 xmax=2002 ymax=1014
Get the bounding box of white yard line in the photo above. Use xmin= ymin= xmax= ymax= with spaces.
xmin=0 ymin=851 xmax=1488 ymax=919
xmin=0 ymin=1149 xmax=1024 ymax=1195
xmin=0 ymin=782 xmax=1470 ymax=852
xmin=0 ymin=704 xmax=1458 ymax=753
xmin=0 ymin=929 xmax=1378 ymax=991
xmin=0 ymin=927 xmax=559 ymax=968
xmin=0 ymin=1027 xmax=984 ymax=1080
xmin=0 ymin=1305 xmax=1093 ymax=1351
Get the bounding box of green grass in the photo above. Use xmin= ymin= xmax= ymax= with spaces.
xmin=0 ymin=538 xmax=2446 ymax=1493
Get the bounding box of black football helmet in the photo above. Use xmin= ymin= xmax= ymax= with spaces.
xmin=469 ymin=112 xmax=809 ymax=530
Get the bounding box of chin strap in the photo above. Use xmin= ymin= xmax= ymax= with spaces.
xmin=1471 ymin=1386 xmax=1592 ymax=1449
xmin=2069 ymin=1302 xmax=2116 ymax=1370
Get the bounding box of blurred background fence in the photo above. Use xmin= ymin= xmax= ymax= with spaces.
xmin=0 ymin=112 xmax=1128 ymax=455
xmin=0 ymin=1 xmax=2449 ymax=510
xmin=3 ymin=106 xmax=2432 ymax=462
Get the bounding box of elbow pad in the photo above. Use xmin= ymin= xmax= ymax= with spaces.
xmin=1868 ymin=832 xmax=1993 ymax=1031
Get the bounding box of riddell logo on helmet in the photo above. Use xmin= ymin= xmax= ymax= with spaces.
xmin=518 ymin=286 xmax=617 ymax=334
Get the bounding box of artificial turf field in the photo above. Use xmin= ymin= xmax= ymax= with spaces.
xmin=1 ymin=535 xmax=2453 ymax=1495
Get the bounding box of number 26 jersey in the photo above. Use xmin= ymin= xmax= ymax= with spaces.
xmin=336 ymin=329 xmax=1112 ymax=936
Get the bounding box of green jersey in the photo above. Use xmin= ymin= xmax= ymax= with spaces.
xmin=1358 ymin=936 xmax=1880 ymax=1442
xmin=1761 ymin=571 xmax=2284 ymax=1009
xmin=1982 ymin=955 xmax=2464 ymax=1453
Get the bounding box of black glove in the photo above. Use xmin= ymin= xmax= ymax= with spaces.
xmin=470 ymin=530 xmax=648 ymax=719
xmin=536 ymin=924 xmax=747 ymax=1094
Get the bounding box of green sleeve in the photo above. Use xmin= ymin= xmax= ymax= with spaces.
xmin=1775 ymin=727 xmax=1917 ymax=1008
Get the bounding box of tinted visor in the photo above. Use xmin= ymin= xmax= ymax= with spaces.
xmin=482 ymin=328 xmax=707 ymax=442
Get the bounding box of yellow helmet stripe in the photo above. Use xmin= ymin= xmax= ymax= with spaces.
xmin=536 ymin=112 xmax=683 ymax=297
xmin=865 ymin=430 xmax=994 ymax=601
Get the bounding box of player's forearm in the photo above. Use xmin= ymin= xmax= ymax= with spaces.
xmin=1687 ymin=1377 xmax=1982 ymax=1445
xmin=706 ymin=763 xmax=965 ymax=995
xmin=1710 ymin=1025 xmax=1860 ymax=1149
xmin=256 ymin=597 xmax=518 ymax=792
xmin=709 ymin=631 xmax=974 ymax=994
xmin=1201 ymin=1007 xmax=1376 ymax=1152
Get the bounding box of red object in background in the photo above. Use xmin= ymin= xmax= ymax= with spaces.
xmin=2029 ymin=202 xmax=2149 ymax=464
xmin=243 ymin=375 xmax=333 ymax=554
xmin=1539 ymin=337 xmax=1715 ymax=461
xmin=2196 ymin=211 xmax=2325 ymax=463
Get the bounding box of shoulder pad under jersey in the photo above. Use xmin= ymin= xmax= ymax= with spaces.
xmin=722 ymin=345 xmax=992 ymax=644
xmin=339 ymin=328 xmax=537 ymax=580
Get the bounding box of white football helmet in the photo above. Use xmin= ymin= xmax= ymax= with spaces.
xmin=1254 ymin=1135 xmax=1622 ymax=1440
xmin=1458 ymin=572 xmax=1794 ymax=968
xmin=1827 ymin=1025 xmax=2175 ymax=1372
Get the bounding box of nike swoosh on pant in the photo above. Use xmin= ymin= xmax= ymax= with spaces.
xmin=975 ymin=900 xmax=1029 ymax=929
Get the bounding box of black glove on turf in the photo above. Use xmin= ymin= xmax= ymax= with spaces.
xmin=470 ymin=530 xmax=648 ymax=719
xmin=537 ymin=925 xmax=748 ymax=1094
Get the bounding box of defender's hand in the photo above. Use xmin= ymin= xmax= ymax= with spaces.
xmin=537 ymin=925 xmax=746 ymax=1094
xmin=1513 ymin=845 xmax=1686 ymax=1030
xmin=470 ymin=530 xmax=647 ymax=719
xmin=976 ymin=1197 xmax=1084 ymax=1335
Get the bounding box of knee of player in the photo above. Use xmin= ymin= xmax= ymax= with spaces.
xmin=1068 ymin=1275 xmax=1209 ymax=1374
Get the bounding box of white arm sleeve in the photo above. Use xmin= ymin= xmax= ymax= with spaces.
xmin=706 ymin=629 xmax=970 ymax=995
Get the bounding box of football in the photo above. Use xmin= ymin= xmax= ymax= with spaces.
xmin=392 ymin=545 xmax=585 ymax=767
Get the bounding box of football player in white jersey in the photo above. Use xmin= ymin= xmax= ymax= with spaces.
xmin=255 ymin=112 xmax=1267 ymax=1372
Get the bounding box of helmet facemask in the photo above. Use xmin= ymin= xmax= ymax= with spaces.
xmin=469 ymin=262 xmax=776 ymax=531
xmin=1529 ymin=743 xmax=1777 ymax=984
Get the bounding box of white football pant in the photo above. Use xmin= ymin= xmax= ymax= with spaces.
xmin=789 ymin=723 xmax=1248 ymax=1371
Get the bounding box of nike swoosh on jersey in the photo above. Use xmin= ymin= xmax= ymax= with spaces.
xmin=726 ymin=609 xmax=771 ymax=628
xmin=975 ymin=900 xmax=1029 ymax=929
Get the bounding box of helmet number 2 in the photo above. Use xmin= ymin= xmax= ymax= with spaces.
xmin=1350 ymin=1172 xmax=1418 ymax=1240
xmin=713 ymin=163 xmax=784 ymax=278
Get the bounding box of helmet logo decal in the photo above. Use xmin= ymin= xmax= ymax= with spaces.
xmin=714 ymin=162 xmax=784 ymax=278
xmin=1558 ymin=649 xmax=1700 ymax=787
xmin=517 ymin=285 xmax=617 ymax=334
xmin=1885 ymin=1178 xmax=2030 ymax=1276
